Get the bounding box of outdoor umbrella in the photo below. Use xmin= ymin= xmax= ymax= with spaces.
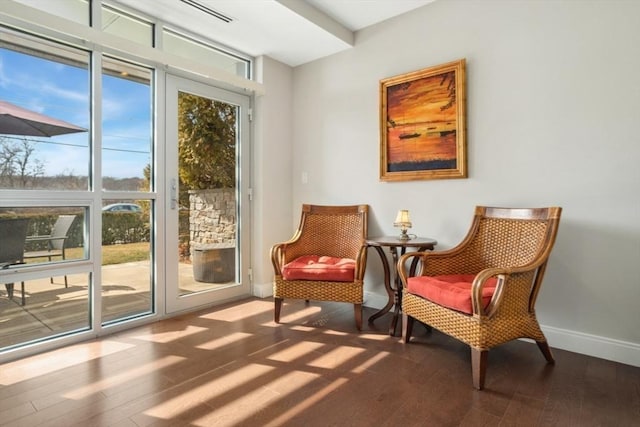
xmin=0 ymin=99 xmax=86 ymax=137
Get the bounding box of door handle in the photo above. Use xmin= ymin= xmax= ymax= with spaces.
xmin=170 ymin=178 xmax=178 ymax=210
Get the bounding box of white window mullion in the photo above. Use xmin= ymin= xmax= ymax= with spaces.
xmin=91 ymin=48 xmax=104 ymax=330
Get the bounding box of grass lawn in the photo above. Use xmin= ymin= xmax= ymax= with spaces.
xmin=28 ymin=242 xmax=150 ymax=266
xmin=100 ymin=242 xmax=151 ymax=265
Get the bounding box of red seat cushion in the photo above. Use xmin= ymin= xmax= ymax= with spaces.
xmin=406 ymin=274 xmax=498 ymax=315
xmin=282 ymin=255 xmax=356 ymax=282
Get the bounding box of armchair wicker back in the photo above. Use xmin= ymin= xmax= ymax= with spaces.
xmin=399 ymin=206 xmax=562 ymax=389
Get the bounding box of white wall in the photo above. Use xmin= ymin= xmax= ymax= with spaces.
xmin=252 ymin=56 xmax=294 ymax=295
xmin=274 ymin=0 xmax=640 ymax=365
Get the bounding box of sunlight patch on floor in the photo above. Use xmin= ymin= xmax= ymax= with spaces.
xmin=307 ymin=345 xmax=366 ymax=370
xmin=262 ymin=377 xmax=349 ymax=427
xmin=130 ymin=324 xmax=208 ymax=343
xmin=350 ymin=350 xmax=390 ymax=374
xmin=196 ymin=332 xmax=253 ymax=350
xmin=280 ymin=305 xmax=322 ymax=323
xmin=267 ymin=341 xmax=325 ymax=363
xmin=0 ymin=339 xmax=134 ymax=385
xmin=144 ymin=363 xmax=276 ymax=419
xmin=287 ymin=325 xmax=316 ymax=332
xmin=247 ymin=339 xmax=291 ymax=358
xmin=357 ymin=332 xmax=398 ymax=341
xmin=63 ymin=354 xmax=185 ymax=399
xmin=192 ymin=384 xmax=281 ymax=426
xmin=199 ymin=299 xmax=272 ymax=322
xmin=321 ymin=329 xmax=349 ymax=336
xmin=261 ymin=370 xmax=322 ymax=396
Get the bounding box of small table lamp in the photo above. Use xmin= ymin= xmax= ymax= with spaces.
xmin=394 ymin=209 xmax=413 ymax=240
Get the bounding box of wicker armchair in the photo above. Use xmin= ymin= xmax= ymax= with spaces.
xmin=271 ymin=204 xmax=369 ymax=329
xmin=398 ymin=206 xmax=562 ymax=389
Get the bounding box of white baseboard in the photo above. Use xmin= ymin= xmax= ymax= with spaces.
xmin=254 ymin=285 xmax=640 ymax=368
xmin=364 ymin=291 xmax=388 ymax=311
xmin=541 ymin=324 xmax=640 ymax=367
xmin=252 ymin=282 xmax=273 ymax=298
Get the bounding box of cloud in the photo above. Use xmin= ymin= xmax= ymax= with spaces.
xmin=1 ymin=46 xmax=150 ymax=179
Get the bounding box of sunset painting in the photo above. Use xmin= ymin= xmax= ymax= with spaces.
xmin=380 ymin=59 xmax=466 ymax=181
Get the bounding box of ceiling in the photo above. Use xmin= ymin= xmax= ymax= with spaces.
xmin=112 ymin=0 xmax=435 ymax=67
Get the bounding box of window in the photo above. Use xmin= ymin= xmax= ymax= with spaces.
xmin=0 ymin=0 xmax=254 ymax=357
xmin=102 ymin=5 xmax=154 ymax=47
xmin=101 ymin=198 xmax=152 ymax=324
xmin=162 ymin=28 xmax=250 ymax=78
xmin=0 ymin=206 xmax=90 ymax=350
xmin=12 ymin=0 xmax=90 ymax=25
xmin=101 ymin=57 xmax=153 ymax=191
xmin=0 ymin=30 xmax=90 ymax=191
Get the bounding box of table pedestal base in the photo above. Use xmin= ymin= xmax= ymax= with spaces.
xmin=366 ymin=236 xmax=437 ymax=336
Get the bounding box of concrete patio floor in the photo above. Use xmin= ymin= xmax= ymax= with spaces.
xmin=0 ymin=261 xmax=231 ymax=350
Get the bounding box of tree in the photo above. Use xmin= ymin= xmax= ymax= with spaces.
xmin=0 ymin=136 xmax=45 ymax=188
xmin=178 ymin=94 xmax=236 ymax=190
xmin=140 ymin=164 xmax=151 ymax=192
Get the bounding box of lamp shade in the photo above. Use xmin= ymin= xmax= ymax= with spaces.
xmin=394 ymin=209 xmax=411 ymax=226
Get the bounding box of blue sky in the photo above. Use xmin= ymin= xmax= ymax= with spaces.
xmin=0 ymin=47 xmax=151 ymax=180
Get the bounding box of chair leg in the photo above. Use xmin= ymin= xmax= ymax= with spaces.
xmin=471 ymin=348 xmax=488 ymax=390
xmin=5 ymin=283 xmax=14 ymax=300
xmin=274 ymin=297 xmax=283 ymax=323
xmin=354 ymin=304 xmax=362 ymax=331
xmin=536 ymin=340 xmax=555 ymax=364
xmin=20 ymin=282 xmax=25 ymax=306
xmin=402 ymin=313 xmax=414 ymax=343
xmin=64 ymin=275 xmax=68 ymax=288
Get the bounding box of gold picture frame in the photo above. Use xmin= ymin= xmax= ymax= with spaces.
xmin=380 ymin=59 xmax=467 ymax=181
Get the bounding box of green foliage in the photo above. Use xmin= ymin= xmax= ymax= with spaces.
xmin=178 ymin=94 xmax=236 ymax=190
xmin=1 ymin=212 xmax=148 ymax=248
xmin=141 ymin=164 xmax=151 ymax=191
xmin=102 ymin=212 xmax=149 ymax=245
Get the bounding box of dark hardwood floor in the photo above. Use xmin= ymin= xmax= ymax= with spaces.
xmin=0 ymin=297 xmax=638 ymax=426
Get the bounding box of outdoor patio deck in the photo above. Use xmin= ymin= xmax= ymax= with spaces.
xmin=0 ymin=261 xmax=228 ymax=349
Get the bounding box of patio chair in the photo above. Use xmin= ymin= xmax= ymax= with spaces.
xmin=398 ymin=206 xmax=562 ymax=389
xmin=24 ymin=214 xmax=77 ymax=287
xmin=271 ymin=204 xmax=369 ymax=330
xmin=1 ymin=218 xmax=29 ymax=305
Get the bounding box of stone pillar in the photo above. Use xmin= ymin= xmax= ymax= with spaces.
xmin=188 ymin=188 xmax=236 ymax=283
xmin=188 ymin=188 xmax=236 ymax=246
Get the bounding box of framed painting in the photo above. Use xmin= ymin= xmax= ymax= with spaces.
xmin=380 ymin=59 xmax=467 ymax=181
